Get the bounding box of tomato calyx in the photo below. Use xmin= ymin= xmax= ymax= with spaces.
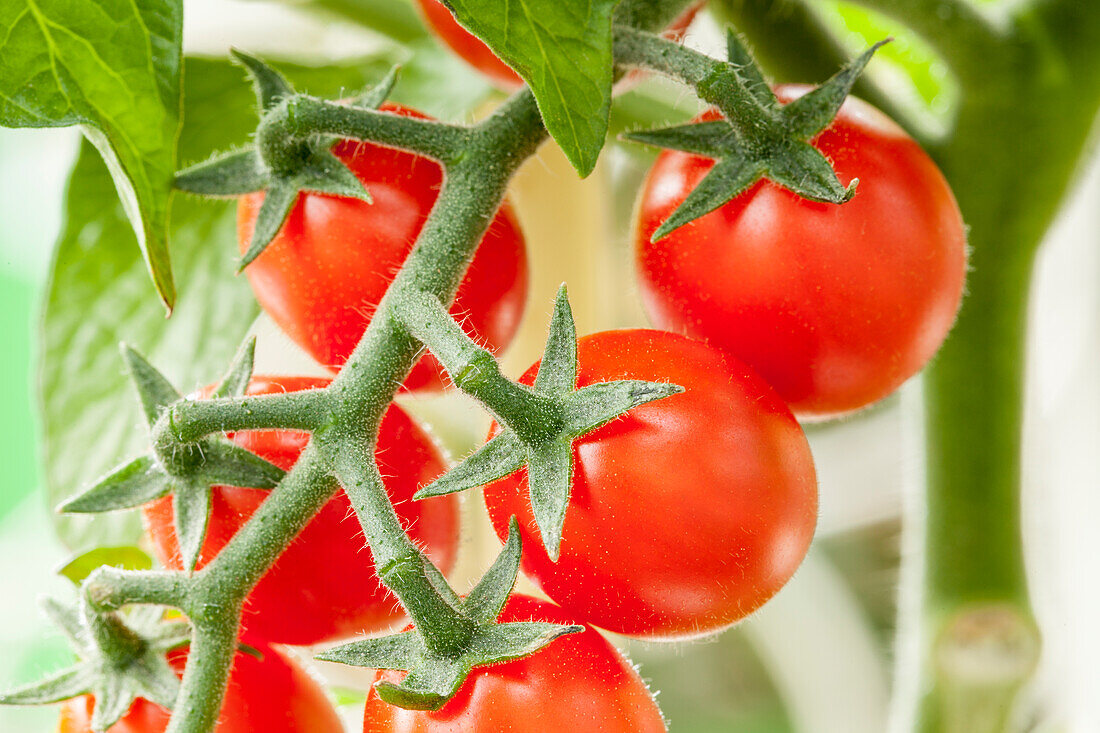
xmin=59 ymin=341 xmax=284 ymax=571
xmin=173 ymin=52 xmax=395 ymax=267
xmin=319 ymin=519 xmax=582 ymax=711
xmin=0 ymin=599 xmax=190 ymax=731
xmin=401 ymin=286 xmax=682 ymax=559
xmin=620 ymin=29 xmax=888 ymax=239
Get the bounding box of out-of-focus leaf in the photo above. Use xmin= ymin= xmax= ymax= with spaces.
xmin=0 ymin=0 xmax=183 ymax=307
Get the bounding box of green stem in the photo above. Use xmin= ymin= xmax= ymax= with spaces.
xmin=166 ymin=625 xmax=238 ymax=733
xmin=84 ymin=568 xmax=189 ymax=612
xmin=259 ymin=96 xmax=469 ymax=169
xmin=163 ymin=389 xmax=333 ymax=443
xmin=613 ymin=25 xmax=776 ymax=147
xmin=397 ymin=290 xmax=561 ymax=445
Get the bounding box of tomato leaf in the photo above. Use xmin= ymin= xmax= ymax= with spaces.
xmin=40 ymin=58 xmax=393 ymax=550
xmin=0 ymin=0 xmax=183 ymax=308
xmin=57 ymin=546 xmax=154 ymax=587
xmin=442 ymin=0 xmax=617 ymax=175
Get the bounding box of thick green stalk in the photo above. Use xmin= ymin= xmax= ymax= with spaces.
xmin=719 ymin=0 xmax=1100 ymax=730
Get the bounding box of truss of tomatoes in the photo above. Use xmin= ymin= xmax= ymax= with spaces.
xmin=128 ymin=80 xmax=964 ymax=730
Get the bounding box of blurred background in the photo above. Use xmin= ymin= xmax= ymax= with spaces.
xmin=0 ymin=1 xmax=1097 ymax=731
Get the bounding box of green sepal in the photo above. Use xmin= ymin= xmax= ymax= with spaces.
xmin=0 ymin=600 xmax=189 ymax=730
xmin=414 ymin=433 xmax=525 ymax=500
xmin=725 ymin=31 xmax=778 ymax=109
xmin=122 ymin=345 xmax=180 ymax=427
xmin=239 ymin=180 xmax=298 ymax=269
xmin=652 ymin=155 xmax=765 ymax=240
xmin=463 ymin=518 xmax=522 ymax=624
xmin=622 ymin=120 xmax=740 ymax=158
xmin=532 ymin=285 xmax=577 ymax=396
xmin=59 ymin=547 xmax=154 ymax=587
xmin=414 ymin=287 xmax=683 ymax=558
xmin=57 ymin=455 xmax=172 ymax=514
xmin=318 ymin=520 xmax=577 ymax=712
xmin=626 ymin=39 xmax=886 ymax=240
xmin=350 ymin=65 xmax=400 ymax=110
xmin=767 ymin=140 xmax=857 ymax=204
xmin=231 ymin=50 xmax=295 ymax=112
xmin=173 ymin=148 xmax=270 ymax=197
xmin=210 ymin=337 xmax=257 ymax=399
xmin=173 ymin=482 xmax=212 ymax=573
xmin=781 ymin=40 xmax=889 ymax=140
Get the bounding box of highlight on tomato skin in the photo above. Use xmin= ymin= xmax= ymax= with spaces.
xmin=634 ymin=86 xmax=968 ymax=419
xmin=413 ymin=0 xmax=703 ymax=91
xmin=57 ymin=641 xmax=344 ymax=733
xmin=483 ymin=329 xmax=818 ymax=641
xmin=237 ymin=103 xmax=528 ymax=392
xmin=141 ymin=376 xmax=460 ymax=647
xmin=361 ymin=594 xmax=668 ymax=733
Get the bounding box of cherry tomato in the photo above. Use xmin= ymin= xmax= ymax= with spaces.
xmin=58 ymin=641 xmax=343 ymax=733
xmin=238 ymin=103 xmax=528 ymax=390
xmin=413 ymin=0 xmax=701 ymax=91
xmin=483 ymin=330 xmax=817 ymax=639
xmin=635 ymin=87 xmax=967 ymax=418
xmin=361 ymin=594 xmax=667 ymax=732
xmin=142 ymin=376 xmax=458 ymax=646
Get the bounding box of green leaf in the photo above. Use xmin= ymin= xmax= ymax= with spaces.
xmin=40 ymin=58 xmax=386 ymax=550
xmin=781 ymin=41 xmax=888 ymax=139
xmin=622 ymin=120 xmax=739 ymax=157
xmin=767 ymin=140 xmax=856 ymax=203
xmin=0 ymin=0 xmax=183 ymax=308
xmin=0 ymin=666 xmax=91 ymax=706
xmin=230 ymin=50 xmax=294 ymax=112
xmin=563 ymin=380 xmax=684 ymax=436
xmin=58 ymin=547 xmax=154 ymax=587
xmin=374 ymin=657 xmax=466 ymax=711
xmin=725 ymin=30 xmax=778 ymax=108
xmin=174 ymin=148 xmax=269 ymax=197
xmin=443 ymin=0 xmax=617 ymax=175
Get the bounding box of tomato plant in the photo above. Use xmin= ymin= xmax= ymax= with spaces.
xmin=56 ymin=641 xmax=343 ymax=733
xmin=361 ymin=594 xmax=666 ymax=732
xmin=142 ymin=376 xmax=459 ymax=645
xmin=635 ymin=87 xmax=967 ymax=418
xmin=238 ymin=103 xmax=528 ymax=390
xmin=483 ymin=329 xmax=817 ymax=638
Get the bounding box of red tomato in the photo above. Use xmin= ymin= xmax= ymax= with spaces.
xmin=361 ymin=594 xmax=667 ymax=732
xmin=413 ymin=0 xmax=701 ymax=91
xmin=483 ymin=330 xmax=817 ymax=639
xmin=635 ymin=87 xmax=967 ymax=418
xmin=238 ymin=103 xmax=528 ymax=390
xmin=142 ymin=376 xmax=458 ymax=646
xmin=57 ymin=641 xmax=343 ymax=733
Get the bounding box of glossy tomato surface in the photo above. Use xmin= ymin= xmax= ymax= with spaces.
xmin=361 ymin=594 xmax=667 ymax=732
xmin=483 ymin=330 xmax=817 ymax=639
xmin=635 ymin=87 xmax=967 ymax=418
xmin=58 ymin=642 xmax=343 ymax=733
xmin=413 ymin=0 xmax=700 ymax=90
xmin=142 ymin=376 xmax=458 ymax=645
xmin=239 ymin=103 xmax=528 ymax=390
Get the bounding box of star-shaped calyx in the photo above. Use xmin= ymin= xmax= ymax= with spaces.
xmin=58 ymin=338 xmax=283 ymax=571
xmin=624 ymin=32 xmax=888 ymax=240
xmin=410 ymin=285 xmax=683 ymax=560
xmin=0 ymin=600 xmax=190 ymax=731
xmin=318 ymin=518 xmax=580 ymax=710
xmin=173 ymin=51 xmax=399 ymax=268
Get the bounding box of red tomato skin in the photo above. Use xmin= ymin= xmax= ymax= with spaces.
xmin=483 ymin=330 xmax=817 ymax=640
xmin=361 ymin=594 xmax=667 ymax=733
xmin=413 ymin=0 xmax=701 ymax=91
xmin=142 ymin=376 xmax=458 ymax=646
xmin=238 ymin=103 xmax=528 ymax=390
xmin=635 ymin=87 xmax=967 ymax=418
xmin=57 ymin=642 xmax=343 ymax=733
